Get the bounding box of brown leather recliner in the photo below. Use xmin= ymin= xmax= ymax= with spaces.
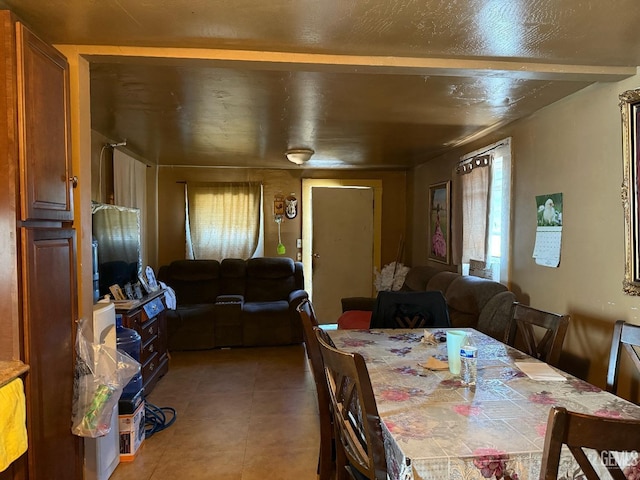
xmin=341 ymin=265 xmax=515 ymax=341
xmin=158 ymin=257 xmax=308 ymax=350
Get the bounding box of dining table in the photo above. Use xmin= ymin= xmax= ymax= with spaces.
xmin=326 ymin=328 xmax=640 ymax=480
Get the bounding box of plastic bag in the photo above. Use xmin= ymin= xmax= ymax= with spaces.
xmin=72 ymin=318 xmax=140 ymax=438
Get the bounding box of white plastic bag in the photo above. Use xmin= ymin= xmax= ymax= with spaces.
xmin=71 ymin=318 xmax=140 ymax=438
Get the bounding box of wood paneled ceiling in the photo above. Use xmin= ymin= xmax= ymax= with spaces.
xmin=2 ymin=0 xmax=639 ymax=169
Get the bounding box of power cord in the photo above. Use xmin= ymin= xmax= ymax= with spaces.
xmin=144 ymin=400 xmax=176 ymax=438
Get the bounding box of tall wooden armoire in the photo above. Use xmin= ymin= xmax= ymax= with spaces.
xmin=0 ymin=10 xmax=82 ymax=479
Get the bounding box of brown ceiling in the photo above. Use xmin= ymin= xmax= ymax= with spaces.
xmin=2 ymin=0 xmax=639 ymax=169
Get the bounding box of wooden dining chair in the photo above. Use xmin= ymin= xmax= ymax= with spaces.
xmin=505 ymin=302 xmax=569 ymax=367
xmin=370 ymin=290 xmax=451 ymax=329
xmin=540 ymin=406 xmax=640 ymax=480
xmin=314 ymin=328 xmax=387 ymax=480
xmin=297 ymin=299 xmax=335 ymax=480
xmin=606 ymin=319 xmax=640 ymax=394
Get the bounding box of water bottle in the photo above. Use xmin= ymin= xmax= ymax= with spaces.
xmin=460 ymin=332 xmax=478 ymax=386
xmin=116 ymin=314 xmax=143 ymax=398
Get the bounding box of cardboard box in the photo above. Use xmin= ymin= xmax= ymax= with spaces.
xmin=119 ymin=401 xmax=145 ymax=461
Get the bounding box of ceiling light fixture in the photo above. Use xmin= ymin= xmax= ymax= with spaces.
xmin=285 ymin=148 xmax=314 ymax=165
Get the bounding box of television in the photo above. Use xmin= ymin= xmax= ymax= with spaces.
xmin=91 ymin=202 xmax=142 ymax=298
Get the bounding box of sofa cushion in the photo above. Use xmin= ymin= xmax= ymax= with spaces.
xmin=166 ymin=304 xmax=216 ymax=350
xmin=220 ymin=258 xmax=247 ymax=295
xmin=245 ymin=257 xmax=297 ymax=302
xmin=162 ymin=260 xmax=221 ymax=305
xmin=242 ymin=300 xmax=289 ymax=315
xmin=426 ymin=271 xmax=459 ymax=294
xmin=444 ymin=275 xmax=508 ymax=329
xmin=445 ymin=276 xmax=508 ymax=314
xmin=402 ymin=266 xmax=442 ymax=292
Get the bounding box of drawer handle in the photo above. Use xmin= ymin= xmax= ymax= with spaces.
xmin=148 ymin=326 xmax=154 ymax=334
xmin=149 ymin=362 xmax=155 ymax=371
xmin=148 ymin=344 xmax=154 ymax=353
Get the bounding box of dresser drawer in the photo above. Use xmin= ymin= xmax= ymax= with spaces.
xmin=139 ymin=316 xmax=158 ymax=344
xmin=142 ymin=351 xmax=159 ymax=380
xmin=123 ymin=310 xmax=143 ymax=332
xmin=141 ymin=335 xmax=159 ymax=364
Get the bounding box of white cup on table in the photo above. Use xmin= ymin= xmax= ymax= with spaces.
xmin=446 ymin=330 xmax=467 ymax=375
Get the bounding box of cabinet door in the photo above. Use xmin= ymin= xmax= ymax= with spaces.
xmin=16 ymin=23 xmax=73 ymax=222
xmin=21 ymin=228 xmax=81 ymax=479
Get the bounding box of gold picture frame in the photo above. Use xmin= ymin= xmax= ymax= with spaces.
xmin=428 ymin=181 xmax=450 ymax=264
xmin=620 ymin=88 xmax=640 ymax=294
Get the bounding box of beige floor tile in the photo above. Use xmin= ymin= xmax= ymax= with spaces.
xmin=251 ymin=388 xmax=318 ymax=416
xmin=241 ymin=446 xmax=319 ymax=480
xmin=109 ymin=346 xmax=320 ymax=480
xmin=149 ymin=445 xmax=246 ymax=480
xmin=245 ymin=413 xmax=320 ymax=452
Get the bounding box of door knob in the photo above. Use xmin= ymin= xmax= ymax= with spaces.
xmin=69 ymin=176 xmax=78 ymax=188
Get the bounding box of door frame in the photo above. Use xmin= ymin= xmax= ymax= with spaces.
xmin=302 ymin=179 xmax=382 ymax=299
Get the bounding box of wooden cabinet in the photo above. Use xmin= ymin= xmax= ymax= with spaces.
xmin=21 ymin=228 xmax=81 ymax=479
xmin=0 ymin=10 xmax=81 ymax=480
xmin=117 ymin=291 xmax=169 ymax=395
xmin=16 ymin=22 xmax=73 ymax=222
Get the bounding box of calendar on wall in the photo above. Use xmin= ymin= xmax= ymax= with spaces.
xmin=532 ymin=193 xmax=563 ymax=267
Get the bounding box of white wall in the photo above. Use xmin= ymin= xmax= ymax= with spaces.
xmin=411 ymin=70 xmax=640 ymax=402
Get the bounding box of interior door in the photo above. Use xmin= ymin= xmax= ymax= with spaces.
xmin=311 ymin=187 xmax=374 ymax=324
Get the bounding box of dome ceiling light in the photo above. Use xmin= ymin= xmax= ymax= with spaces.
xmin=285 ymin=148 xmax=314 ymax=165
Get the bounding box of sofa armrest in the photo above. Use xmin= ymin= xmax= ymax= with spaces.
xmin=341 ymin=297 xmax=375 ymax=313
xmin=288 ymin=289 xmax=308 ymax=308
xmin=476 ymin=291 xmax=517 ymax=342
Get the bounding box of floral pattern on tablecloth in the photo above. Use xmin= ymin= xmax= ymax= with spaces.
xmin=328 ymin=328 xmax=640 ymax=480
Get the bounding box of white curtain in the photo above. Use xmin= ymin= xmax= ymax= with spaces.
xmin=113 ymin=149 xmax=147 ymax=266
xmin=460 ymin=161 xmax=491 ymax=264
xmin=185 ymin=182 xmax=263 ymax=260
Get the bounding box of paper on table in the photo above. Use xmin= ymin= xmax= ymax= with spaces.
xmin=515 ymin=361 xmax=566 ymax=381
xmin=418 ymin=357 xmax=449 ymax=371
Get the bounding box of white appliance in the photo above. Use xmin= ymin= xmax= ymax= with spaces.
xmin=84 ymin=301 xmax=120 ymax=480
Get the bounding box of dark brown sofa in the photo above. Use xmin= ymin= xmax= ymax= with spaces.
xmin=157 ymin=257 xmax=308 ymax=350
xmin=341 ymin=265 xmax=516 ymax=341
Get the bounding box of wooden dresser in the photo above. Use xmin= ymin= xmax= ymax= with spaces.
xmin=116 ymin=290 xmax=169 ymax=395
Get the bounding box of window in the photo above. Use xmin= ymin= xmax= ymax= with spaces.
xmin=457 ymin=138 xmax=511 ymax=283
xmin=185 ymin=182 xmax=264 ymax=260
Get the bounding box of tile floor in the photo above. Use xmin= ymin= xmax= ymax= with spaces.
xmin=110 ymin=344 xmax=320 ymax=480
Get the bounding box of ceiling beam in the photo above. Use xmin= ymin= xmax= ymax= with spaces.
xmin=61 ymin=45 xmax=636 ymax=82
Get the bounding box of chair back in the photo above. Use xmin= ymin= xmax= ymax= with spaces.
xmin=296 ymin=299 xmax=334 ymax=480
xmin=370 ymin=290 xmax=451 ymax=329
xmin=606 ymin=320 xmax=640 ymax=394
xmin=540 ymin=406 xmax=640 ymax=480
xmin=314 ymin=328 xmax=387 ymax=480
xmin=505 ymin=302 xmax=569 ymax=367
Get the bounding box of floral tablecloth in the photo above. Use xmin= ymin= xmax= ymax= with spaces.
xmin=326 ymin=328 xmax=640 ymax=480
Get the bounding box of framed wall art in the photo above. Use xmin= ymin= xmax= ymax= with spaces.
xmin=620 ymin=88 xmax=640 ymax=294
xmin=428 ymin=181 xmax=450 ymax=264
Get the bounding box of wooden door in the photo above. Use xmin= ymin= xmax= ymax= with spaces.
xmin=311 ymin=187 xmax=375 ymax=323
xmin=16 ymin=22 xmax=73 ymax=222
xmin=21 ymin=228 xmax=82 ymax=479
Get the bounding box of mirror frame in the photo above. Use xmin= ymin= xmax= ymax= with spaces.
xmin=620 ymin=88 xmax=640 ymax=295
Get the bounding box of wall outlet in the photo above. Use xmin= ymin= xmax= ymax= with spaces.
xmin=296 ymin=252 xmax=302 ymax=261
xmin=296 ymin=238 xmax=302 ymax=248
